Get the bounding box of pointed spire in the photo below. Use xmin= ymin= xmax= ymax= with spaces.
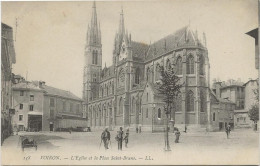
xmin=203 ymin=32 xmax=207 ymax=47
xmin=87 ymin=1 xmax=101 ymax=46
xmin=119 ymin=6 xmax=125 ymax=37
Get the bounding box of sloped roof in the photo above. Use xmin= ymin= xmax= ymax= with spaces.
xmin=145 ymin=26 xmax=204 ymax=61
xmin=12 ymin=82 xmax=42 ymax=91
xmin=43 ymin=85 xmax=83 ymax=101
xmin=12 ymin=81 xmax=82 ymax=101
xmin=210 ymin=88 xmax=235 ymax=104
xmin=131 ymin=41 xmax=149 ymax=61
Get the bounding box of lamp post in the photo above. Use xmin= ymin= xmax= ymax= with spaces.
xmin=152 ymin=104 xmax=156 ymax=133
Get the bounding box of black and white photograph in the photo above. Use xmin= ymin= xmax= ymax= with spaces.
xmin=1 ymin=0 xmax=259 ymax=165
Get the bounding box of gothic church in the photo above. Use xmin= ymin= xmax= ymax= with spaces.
xmin=83 ymin=2 xmax=211 ymax=131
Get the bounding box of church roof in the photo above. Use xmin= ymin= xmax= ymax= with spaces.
xmin=145 ymin=26 xmax=204 ymax=61
xmin=131 ymin=41 xmax=149 ymax=61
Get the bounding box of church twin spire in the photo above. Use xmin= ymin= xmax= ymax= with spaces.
xmin=87 ymin=1 xmax=101 ymax=46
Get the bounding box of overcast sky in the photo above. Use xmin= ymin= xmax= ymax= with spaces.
xmin=2 ymin=0 xmax=258 ymax=97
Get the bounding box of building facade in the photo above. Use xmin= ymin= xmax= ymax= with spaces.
xmin=212 ymin=78 xmax=258 ymax=128
xmin=1 ymin=23 xmax=16 ymax=144
xmin=83 ymin=3 xmax=214 ymax=131
xmin=12 ymin=78 xmax=87 ymax=132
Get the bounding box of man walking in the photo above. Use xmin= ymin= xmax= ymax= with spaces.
xmin=101 ymin=127 xmax=110 ymax=150
xmin=175 ymin=128 xmax=181 ymax=143
xmin=225 ymin=124 xmax=231 ymax=139
xmin=115 ymin=127 xmax=124 ymax=150
xmin=124 ymin=128 xmax=129 ymax=148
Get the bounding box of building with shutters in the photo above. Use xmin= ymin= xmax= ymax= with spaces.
xmin=12 ymin=77 xmax=87 ymax=132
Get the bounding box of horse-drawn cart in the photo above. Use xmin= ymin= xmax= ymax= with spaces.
xmin=20 ymin=136 xmax=37 ymax=151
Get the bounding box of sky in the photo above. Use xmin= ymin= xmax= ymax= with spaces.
xmin=1 ymin=0 xmax=258 ymax=97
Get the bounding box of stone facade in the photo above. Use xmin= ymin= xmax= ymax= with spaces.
xmin=1 ymin=23 xmax=16 ymax=144
xmin=83 ymin=3 xmax=214 ymax=132
xmin=12 ymin=78 xmax=87 ymax=132
xmin=212 ymin=79 xmax=258 ymax=129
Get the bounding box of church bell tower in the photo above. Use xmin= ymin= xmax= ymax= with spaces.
xmin=83 ymin=1 xmax=102 ymax=102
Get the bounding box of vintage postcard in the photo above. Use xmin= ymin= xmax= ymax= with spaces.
xmin=1 ymin=0 xmax=259 ymax=165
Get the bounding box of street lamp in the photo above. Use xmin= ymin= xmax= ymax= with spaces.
xmin=152 ymin=104 xmax=156 ymax=133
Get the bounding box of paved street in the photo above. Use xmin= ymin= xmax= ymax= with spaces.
xmin=2 ymin=129 xmax=259 ymax=165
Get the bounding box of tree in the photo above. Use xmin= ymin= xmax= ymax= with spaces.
xmin=248 ymin=104 xmax=259 ymax=124
xmin=156 ymin=64 xmax=183 ymax=151
xmin=249 ymin=81 xmax=259 ymax=130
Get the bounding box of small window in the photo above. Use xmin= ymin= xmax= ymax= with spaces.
xmin=19 ymin=115 xmax=23 ymax=121
xmin=20 ymin=104 xmax=23 ymax=110
xmin=63 ymin=101 xmax=66 ymax=111
xmin=76 ymin=104 xmax=80 ymax=113
xmin=146 ymin=108 xmax=148 ymax=118
xmin=29 ymin=105 xmax=34 ymax=111
xmin=30 ymin=95 xmax=34 ymax=101
xmin=237 ymin=118 xmax=239 ymax=122
xmin=213 ymin=112 xmax=215 ymax=121
xmin=158 ymin=108 xmax=161 ymax=119
xmin=70 ymin=103 xmax=73 ymax=112
xmin=20 ymin=91 xmax=24 ymax=96
xmin=50 ymin=98 xmax=55 ymax=107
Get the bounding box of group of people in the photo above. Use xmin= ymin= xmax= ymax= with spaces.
xmin=101 ymin=127 xmax=129 ymax=150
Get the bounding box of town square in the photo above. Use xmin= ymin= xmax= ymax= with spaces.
xmin=1 ymin=0 xmax=259 ymax=165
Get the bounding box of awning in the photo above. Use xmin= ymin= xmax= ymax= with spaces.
xmin=28 ymin=111 xmax=43 ymax=115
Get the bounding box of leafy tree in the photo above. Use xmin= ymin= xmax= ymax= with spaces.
xmin=248 ymin=104 xmax=259 ymax=124
xmin=249 ymin=81 xmax=259 ymax=130
xmin=156 ymin=64 xmax=183 ymax=151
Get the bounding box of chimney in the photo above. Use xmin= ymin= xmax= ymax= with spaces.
xmin=39 ymin=81 xmax=46 ymax=88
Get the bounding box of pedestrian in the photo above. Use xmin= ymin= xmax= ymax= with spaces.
xmin=136 ymin=127 xmax=138 ymax=133
xmin=175 ymin=128 xmax=181 ymax=143
xmin=115 ymin=127 xmax=123 ymax=150
xmin=124 ymin=128 xmax=129 ymax=148
xmin=225 ymin=124 xmax=231 ymax=139
xmin=184 ymin=125 xmax=187 ymax=133
xmin=101 ymin=127 xmax=110 ymax=150
xmin=139 ymin=126 xmax=142 ymax=133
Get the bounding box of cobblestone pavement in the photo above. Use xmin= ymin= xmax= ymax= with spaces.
xmin=2 ymin=128 xmax=259 ymax=165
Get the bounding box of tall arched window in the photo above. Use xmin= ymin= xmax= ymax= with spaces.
xmin=187 ymin=55 xmax=194 ymax=74
xmin=119 ymin=97 xmax=124 ymax=115
xmin=166 ymin=59 xmax=171 ymax=71
xmin=106 ymin=84 xmax=109 ymax=96
xmin=102 ymin=87 xmax=104 ymax=97
xmin=213 ymin=112 xmax=215 ymax=121
xmin=155 ymin=64 xmax=161 ymax=81
xmin=92 ymin=50 xmax=98 ymax=65
xmin=135 ymin=68 xmax=140 ymax=84
xmin=176 ymin=93 xmax=182 ymax=112
xmin=200 ymin=90 xmax=205 ymax=112
xmin=112 ymin=82 xmax=114 ymax=94
xmin=146 ymin=67 xmax=150 ymax=82
xmin=199 ymin=55 xmax=205 ymax=75
xmin=158 ymin=108 xmax=161 ymax=119
xmin=132 ymin=97 xmax=135 ymax=114
xmin=147 ymin=93 xmax=149 ymax=102
xmin=187 ymin=91 xmax=194 ymax=112
xmin=118 ymin=68 xmax=125 ymax=87
xmin=176 ymin=57 xmax=182 ymax=75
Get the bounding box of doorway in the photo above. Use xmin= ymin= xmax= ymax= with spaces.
xmin=49 ymin=123 xmax=54 ymax=131
xmin=28 ymin=115 xmax=42 ymax=132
